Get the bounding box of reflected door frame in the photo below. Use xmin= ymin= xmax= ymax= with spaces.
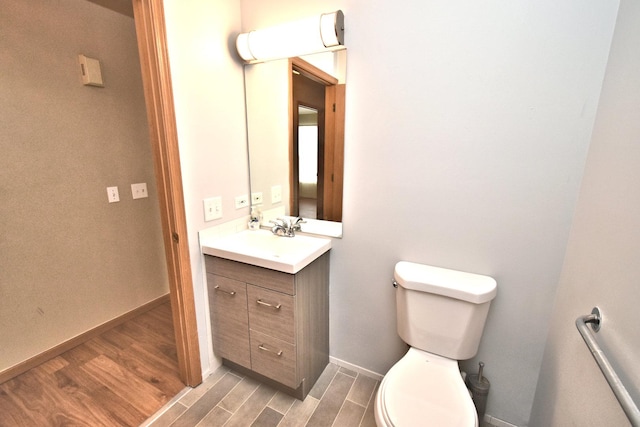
xmin=292 ymin=72 xmax=326 ymax=218
xmin=289 ymin=57 xmax=345 ymax=222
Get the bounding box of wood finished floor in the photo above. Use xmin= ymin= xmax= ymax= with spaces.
xmin=1 ymin=300 xmax=380 ymax=427
xmin=0 ymin=302 xmax=184 ymax=426
xmin=298 ymin=197 xmax=317 ymax=219
xmin=145 ymin=362 xmax=379 ymax=427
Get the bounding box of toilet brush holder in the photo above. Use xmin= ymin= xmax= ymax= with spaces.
xmin=465 ymin=361 xmax=490 ymax=422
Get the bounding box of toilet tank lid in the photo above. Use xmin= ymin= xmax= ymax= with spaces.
xmin=394 ymin=261 xmax=497 ymax=304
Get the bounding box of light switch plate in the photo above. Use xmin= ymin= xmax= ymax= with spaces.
xmin=271 ymin=185 xmax=282 ymax=204
xmin=235 ymin=194 xmax=249 ymax=209
xmin=131 ymin=183 xmax=148 ymax=199
xmin=204 ymin=197 xmax=222 ymax=221
xmin=107 ymin=186 xmax=119 ymax=203
xmin=251 ymin=192 xmax=263 ymax=205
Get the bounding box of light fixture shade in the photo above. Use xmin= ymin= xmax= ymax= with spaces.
xmin=236 ymin=10 xmax=344 ymax=63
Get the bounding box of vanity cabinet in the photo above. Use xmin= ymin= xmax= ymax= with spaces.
xmin=205 ymin=251 xmax=329 ymax=399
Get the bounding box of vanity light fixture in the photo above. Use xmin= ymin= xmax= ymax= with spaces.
xmin=236 ymin=10 xmax=344 ymax=63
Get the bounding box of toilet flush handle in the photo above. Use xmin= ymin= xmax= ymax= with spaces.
xmin=392 ymin=280 xmax=398 ymax=288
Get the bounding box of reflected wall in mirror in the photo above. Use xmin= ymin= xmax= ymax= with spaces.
xmin=244 ymin=50 xmax=346 ymax=237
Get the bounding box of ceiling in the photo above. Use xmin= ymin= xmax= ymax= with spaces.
xmin=86 ymin=0 xmax=133 ymax=18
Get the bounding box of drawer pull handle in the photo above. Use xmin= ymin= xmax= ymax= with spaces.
xmin=257 ymin=299 xmax=282 ymax=310
xmin=258 ymin=344 xmax=283 ymax=356
xmin=214 ymin=285 xmax=236 ymax=296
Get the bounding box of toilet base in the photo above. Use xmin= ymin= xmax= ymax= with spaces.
xmin=374 ymin=347 xmax=478 ymax=427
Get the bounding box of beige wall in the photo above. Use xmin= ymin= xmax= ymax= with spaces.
xmin=0 ymin=0 xmax=168 ymax=372
xmin=530 ymin=0 xmax=640 ymax=425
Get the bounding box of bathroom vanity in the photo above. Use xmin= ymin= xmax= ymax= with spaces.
xmin=202 ymin=230 xmax=331 ymax=399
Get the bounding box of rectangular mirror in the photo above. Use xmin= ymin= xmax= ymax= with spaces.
xmin=244 ymin=50 xmax=346 ymax=238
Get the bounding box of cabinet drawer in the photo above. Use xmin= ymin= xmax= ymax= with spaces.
xmin=250 ymin=330 xmax=297 ymax=388
xmin=247 ymin=285 xmax=295 ymax=344
xmin=208 ymin=274 xmax=251 ymax=369
xmin=205 ymin=256 xmax=295 ymax=295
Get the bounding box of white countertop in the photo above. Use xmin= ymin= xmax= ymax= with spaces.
xmin=201 ymin=229 xmax=331 ymax=274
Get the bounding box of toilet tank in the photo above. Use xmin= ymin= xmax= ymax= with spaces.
xmin=394 ymin=261 xmax=497 ymax=360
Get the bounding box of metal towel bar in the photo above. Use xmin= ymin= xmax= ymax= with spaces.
xmin=576 ymin=307 xmax=640 ymax=426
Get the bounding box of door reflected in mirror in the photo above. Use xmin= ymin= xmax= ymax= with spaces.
xmin=244 ymin=50 xmax=346 ymax=237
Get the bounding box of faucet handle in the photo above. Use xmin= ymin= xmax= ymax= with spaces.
xmin=291 ymin=217 xmax=306 ymax=231
xmin=270 ymin=217 xmax=303 ymax=237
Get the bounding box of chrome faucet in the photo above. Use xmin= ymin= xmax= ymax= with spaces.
xmin=269 ymin=217 xmax=306 ymax=237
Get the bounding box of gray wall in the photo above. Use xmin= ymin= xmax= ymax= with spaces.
xmin=0 ymin=0 xmax=168 ymax=371
xmin=164 ymin=0 xmax=624 ymax=424
xmin=530 ymin=0 xmax=640 ymax=425
xmin=329 ymin=1 xmax=617 ymax=425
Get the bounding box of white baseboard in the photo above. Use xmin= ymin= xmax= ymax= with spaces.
xmin=484 ymin=414 xmax=519 ymax=427
xmin=329 ymin=356 xmax=385 ymax=381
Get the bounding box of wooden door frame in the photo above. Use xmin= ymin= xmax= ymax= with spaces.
xmin=132 ymin=0 xmax=201 ymax=387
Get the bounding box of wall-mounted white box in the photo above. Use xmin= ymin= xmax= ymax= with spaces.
xmin=78 ymin=54 xmax=104 ymax=87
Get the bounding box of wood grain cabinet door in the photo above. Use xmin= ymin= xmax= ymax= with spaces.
xmin=208 ymin=274 xmax=250 ymax=369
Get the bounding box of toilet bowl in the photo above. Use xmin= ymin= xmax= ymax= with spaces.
xmin=374 ymin=347 xmax=477 ymax=427
xmin=375 ymin=261 xmax=497 ymax=427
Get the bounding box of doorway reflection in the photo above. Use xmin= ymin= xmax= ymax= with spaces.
xmin=298 ymin=106 xmax=319 ymax=219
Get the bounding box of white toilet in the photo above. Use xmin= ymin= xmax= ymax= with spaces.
xmin=375 ymin=261 xmax=497 ymax=427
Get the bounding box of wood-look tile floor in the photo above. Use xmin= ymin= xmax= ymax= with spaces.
xmin=145 ymin=362 xmax=380 ymax=427
xmin=0 ymin=301 xmax=184 ymax=426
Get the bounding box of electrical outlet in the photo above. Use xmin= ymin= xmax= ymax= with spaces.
xmin=131 ymin=182 xmax=148 ymax=199
xmin=271 ymin=185 xmax=282 ymax=204
xmin=251 ymin=192 xmax=263 ymax=205
xmin=107 ymin=186 xmax=120 ymax=203
xmin=203 ymin=197 xmax=222 ymax=221
xmin=235 ymin=194 xmax=249 ymax=209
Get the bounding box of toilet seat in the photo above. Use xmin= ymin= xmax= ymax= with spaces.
xmin=375 ymin=347 xmax=478 ymax=427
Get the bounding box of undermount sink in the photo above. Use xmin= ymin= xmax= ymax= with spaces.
xmin=201 ymin=229 xmax=331 ymax=274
